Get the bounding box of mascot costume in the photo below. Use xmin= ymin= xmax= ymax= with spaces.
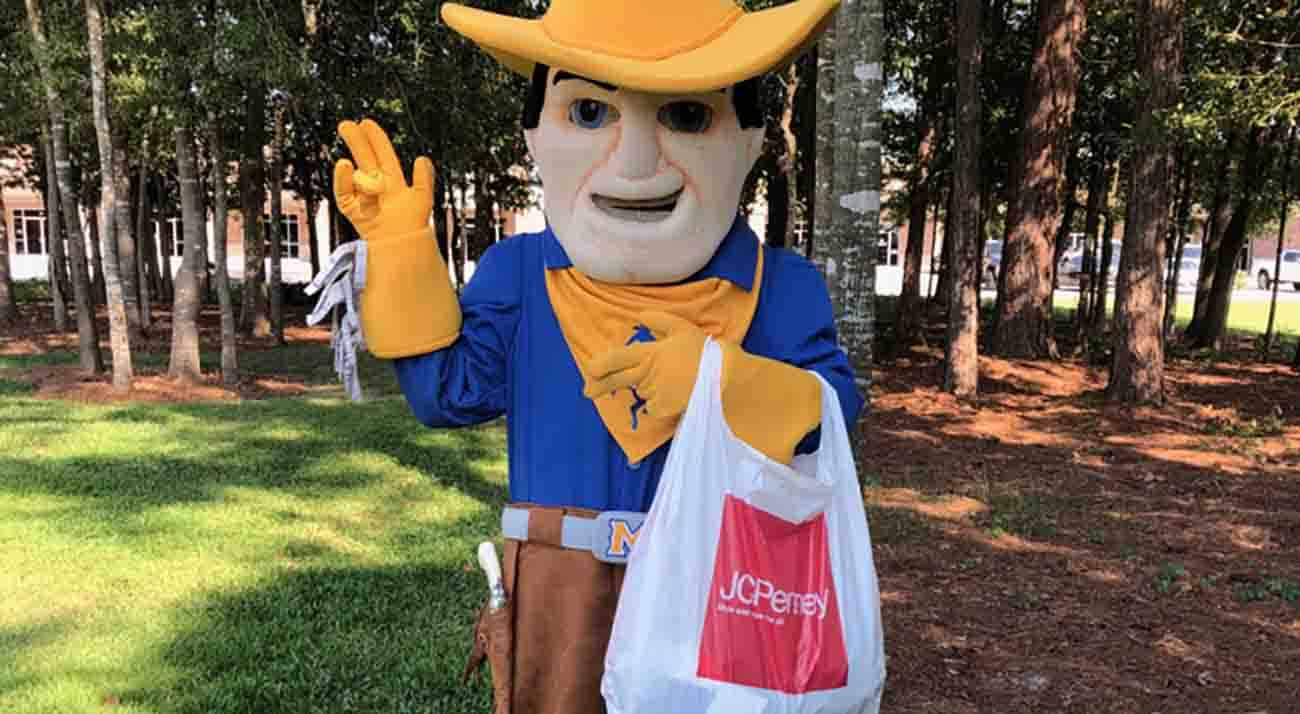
xmin=309 ymin=1 xmax=876 ymax=712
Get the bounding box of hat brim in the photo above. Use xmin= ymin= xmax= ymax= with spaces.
xmin=441 ymin=0 xmax=838 ymax=94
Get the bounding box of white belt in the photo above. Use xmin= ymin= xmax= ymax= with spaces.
xmin=501 ymin=506 xmax=646 ymax=564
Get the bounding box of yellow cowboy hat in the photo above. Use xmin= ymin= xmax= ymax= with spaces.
xmin=440 ymin=0 xmax=840 ymax=94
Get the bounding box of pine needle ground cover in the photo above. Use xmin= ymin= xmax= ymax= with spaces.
xmin=1 ymin=391 xmax=504 ymax=714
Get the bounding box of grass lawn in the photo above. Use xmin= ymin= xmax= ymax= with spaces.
xmin=1 ymin=386 xmax=505 ymax=713
xmin=1051 ymin=290 xmax=1300 ymax=339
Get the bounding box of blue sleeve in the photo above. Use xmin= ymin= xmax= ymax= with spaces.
xmin=393 ymin=239 xmax=522 ymax=428
xmin=750 ymin=249 xmax=865 ymax=455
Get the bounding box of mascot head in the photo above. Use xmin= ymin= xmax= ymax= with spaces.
xmin=442 ymin=0 xmax=839 ymax=284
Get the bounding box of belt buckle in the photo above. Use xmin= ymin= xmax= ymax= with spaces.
xmin=591 ymin=511 xmax=646 ymax=564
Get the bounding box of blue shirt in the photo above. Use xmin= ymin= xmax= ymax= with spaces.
xmin=394 ymin=218 xmax=863 ymax=512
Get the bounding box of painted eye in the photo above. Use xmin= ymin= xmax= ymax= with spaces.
xmin=569 ymin=99 xmax=617 ymax=129
xmin=658 ymin=101 xmax=713 ymax=133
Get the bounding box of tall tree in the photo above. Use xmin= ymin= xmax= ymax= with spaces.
xmin=990 ymin=0 xmax=1087 ymax=358
xmin=85 ymin=0 xmax=133 ymax=391
xmin=1108 ymin=0 xmax=1183 ymax=404
xmin=211 ymin=119 xmax=238 ymax=387
xmin=1074 ymin=156 xmax=1107 ymax=345
xmin=40 ymin=132 xmax=70 ymax=332
xmin=269 ymin=99 xmax=287 ymax=345
xmin=945 ymin=0 xmax=982 ymax=397
xmin=1262 ymin=126 xmax=1296 ymax=356
xmin=239 ymin=84 xmax=270 ymax=337
xmin=26 ymin=0 xmax=102 ymax=372
xmin=821 ymin=0 xmax=882 ymax=474
xmin=1186 ymin=133 xmax=1237 ymax=335
xmin=811 ymin=22 xmax=835 ymax=262
xmin=168 ymin=126 xmax=203 ymax=381
xmin=1163 ymin=148 xmax=1194 ymax=341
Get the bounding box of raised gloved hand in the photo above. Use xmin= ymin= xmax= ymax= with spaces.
xmin=333 ymin=119 xmax=461 ymax=358
xmin=583 ymin=311 xmax=822 ymax=465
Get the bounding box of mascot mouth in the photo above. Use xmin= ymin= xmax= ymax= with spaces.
xmin=592 ymin=190 xmax=683 ymax=223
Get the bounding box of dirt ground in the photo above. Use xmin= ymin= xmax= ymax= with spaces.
xmin=4 ymin=302 xmax=1299 ymax=712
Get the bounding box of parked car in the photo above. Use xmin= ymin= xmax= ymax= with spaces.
xmin=982 ymin=239 xmax=1002 ymax=289
xmin=1057 ymin=241 xmax=1121 ymax=287
xmin=1255 ymin=249 xmax=1300 ymax=291
xmin=1171 ymin=243 xmax=1201 ymax=288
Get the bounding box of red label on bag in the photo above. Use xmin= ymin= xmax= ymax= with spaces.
xmin=697 ymin=494 xmax=847 ymax=693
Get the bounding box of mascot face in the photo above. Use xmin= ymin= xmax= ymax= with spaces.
xmin=525 ymin=69 xmax=764 ymax=285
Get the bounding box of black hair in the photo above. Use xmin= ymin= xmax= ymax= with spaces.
xmin=521 ymin=63 xmax=764 ymax=130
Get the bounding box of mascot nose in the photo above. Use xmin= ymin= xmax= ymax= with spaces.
xmin=610 ymin=117 xmax=661 ymax=181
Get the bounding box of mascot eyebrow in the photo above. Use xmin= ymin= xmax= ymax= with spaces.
xmin=522 ymin=63 xmax=764 ymax=130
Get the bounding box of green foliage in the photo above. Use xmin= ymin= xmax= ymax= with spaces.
xmin=1235 ymin=577 xmax=1300 ymax=605
xmin=981 ymin=491 xmax=1058 ymax=539
xmin=1200 ymin=414 xmax=1285 ymax=438
xmin=1155 ymin=562 xmax=1187 ymax=594
xmin=12 ymin=279 xmax=51 ymax=303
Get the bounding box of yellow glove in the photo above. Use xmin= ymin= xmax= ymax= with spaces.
xmin=583 ymin=312 xmax=822 ymax=465
xmin=335 ymin=119 xmax=461 ymax=358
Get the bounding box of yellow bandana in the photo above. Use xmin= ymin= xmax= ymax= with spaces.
xmin=545 ymin=247 xmax=764 ymax=463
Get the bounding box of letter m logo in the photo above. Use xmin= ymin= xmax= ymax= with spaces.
xmin=593 ymin=511 xmax=647 ymax=563
xmin=607 ymin=519 xmax=641 ymax=559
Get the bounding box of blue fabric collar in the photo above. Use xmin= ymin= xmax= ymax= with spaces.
xmin=541 ymin=214 xmax=759 ymax=292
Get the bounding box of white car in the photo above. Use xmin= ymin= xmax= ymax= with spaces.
xmin=1256 ymin=249 xmax=1300 ymax=291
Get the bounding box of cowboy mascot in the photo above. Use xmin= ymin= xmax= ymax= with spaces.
xmin=314 ymin=0 xmax=859 ymax=711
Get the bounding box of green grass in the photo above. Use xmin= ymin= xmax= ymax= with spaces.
xmin=1052 ymin=291 xmax=1300 ymax=340
xmin=0 ymin=392 xmax=506 ymax=713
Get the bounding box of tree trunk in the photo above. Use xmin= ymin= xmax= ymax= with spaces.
xmin=766 ymin=168 xmax=790 ymax=248
xmin=269 ymin=100 xmax=286 ymax=345
xmin=1187 ymin=133 xmax=1238 ymax=335
xmin=112 ymin=133 xmax=141 ymax=337
xmin=169 ymin=126 xmax=203 ymax=382
xmin=896 ymin=110 xmax=938 ymax=346
xmin=1108 ymin=0 xmax=1182 ymax=404
xmin=1262 ymin=128 xmax=1296 ymax=355
xmin=470 ymin=173 xmax=496 ymax=263
xmin=810 ymin=22 xmax=836 ymax=261
xmin=1048 ymin=149 xmax=1081 ymax=318
xmin=0 ymin=187 xmax=13 ymax=326
xmin=306 ymin=192 xmax=321 ymax=280
xmin=210 ymin=120 xmax=239 ymax=387
xmin=41 ymin=134 xmax=69 ymax=332
xmin=821 ymin=0 xmax=882 ymax=479
xmin=239 ymin=86 xmax=269 ymax=337
xmin=85 ymin=0 xmax=133 ymax=391
xmin=86 ymin=199 xmax=106 ymax=304
xmin=1090 ymin=163 xmax=1119 ymax=333
xmin=1074 ymin=157 xmax=1106 ymax=344
xmin=932 ymin=187 xmax=955 ymax=310
xmin=779 ymin=61 xmax=802 ymax=248
xmin=137 ymin=171 xmax=162 ymax=308
xmin=134 ymin=145 xmax=152 ymax=332
xmin=1163 ymin=148 xmax=1194 ymax=340
xmin=945 ymin=0 xmax=982 ymax=398
xmin=990 ymin=0 xmax=1086 ymax=359
xmin=1195 ymin=126 xmax=1273 ymax=349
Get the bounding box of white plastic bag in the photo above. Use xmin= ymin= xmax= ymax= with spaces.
xmin=602 ymin=340 xmax=886 ymax=714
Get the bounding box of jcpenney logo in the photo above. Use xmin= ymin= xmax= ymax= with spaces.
xmin=717 ymin=570 xmax=829 ymax=620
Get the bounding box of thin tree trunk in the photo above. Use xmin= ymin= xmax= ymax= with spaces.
xmin=810 ymin=22 xmax=835 ymax=261
xmin=1048 ymin=150 xmax=1081 ymax=318
xmin=933 ymin=187 xmax=955 ymax=310
xmin=1263 ymin=129 xmax=1296 ymax=355
xmin=41 ymin=133 xmax=69 ymax=332
xmin=1195 ymin=126 xmax=1273 ymax=349
xmin=210 ymin=120 xmax=239 ymax=387
xmin=821 ymin=0 xmax=882 ymax=479
xmin=135 ymin=142 xmax=152 ymax=332
xmin=1090 ymin=164 xmax=1119 ymax=333
xmin=1074 ymin=157 xmax=1106 ymax=344
xmin=26 ymin=0 xmax=102 ymax=370
xmin=86 ymin=199 xmax=106 ymax=304
xmin=112 ymin=133 xmax=141 ymax=337
xmin=169 ymin=126 xmax=203 ymax=382
xmin=1108 ymin=0 xmax=1182 ymax=404
xmin=779 ymin=61 xmax=802 ymax=248
xmin=946 ymin=0 xmax=982 ymax=397
xmin=1163 ymin=149 xmax=1194 ymax=340
xmin=1188 ymin=133 xmax=1238 ymax=335
xmin=269 ymin=100 xmax=286 ymax=344
xmin=85 ymin=0 xmax=133 ymax=390
xmin=0 ymin=187 xmax=14 ymax=326
xmin=138 ymin=171 xmax=162 ymax=308
xmin=897 ymin=110 xmax=938 ymax=346
xmin=306 ymin=193 xmax=321 ymax=280
xmin=990 ymin=0 xmax=1087 ymax=359
xmin=239 ymin=86 xmax=269 ymax=337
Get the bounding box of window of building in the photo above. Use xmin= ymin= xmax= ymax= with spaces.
xmin=155 ymin=218 xmax=183 ymax=257
xmin=877 ymin=229 xmax=900 ymax=266
xmin=12 ymin=209 xmax=48 ymax=255
xmin=263 ymin=214 xmax=301 ymax=258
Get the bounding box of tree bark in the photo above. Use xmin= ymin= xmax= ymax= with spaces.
xmin=1074 ymin=157 xmax=1106 ymax=343
xmin=137 ymin=170 xmax=162 ymax=306
xmin=1187 ymin=133 xmax=1238 ymax=335
xmin=810 ymin=22 xmax=836 ymax=262
xmin=821 ymin=0 xmax=882 ymax=478
xmin=85 ymin=0 xmax=133 ymax=391
xmin=1163 ymin=148 xmax=1194 ymax=340
xmin=41 ymin=134 xmax=69 ymax=332
xmin=210 ymin=120 xmax=239 ymax=387
xmin=945 ymin=0 xmax=982 ymax=397
xmin=1108 ymin=0 xmax=1182 ymax=404
xmin=896 ymin=110 xmax=939 ymax=346
xmin=0 ymin=187 xmax=14 ymax=326
xmin=1194 ymin=126 xmax=1273 ymax=349
xmin=134 ymin=143 xmax=152 ymax=332
xmin=1048 ymin=148 xmax=1081 ymax=317
xmin=86 ymin=198 xmax=106 ymax=304
xmin=169 ymin=126 xmax=203 ymax=382
xmin=239 ymin=86 xmax=270 ymax=337
xmin=990 ymin=0 xmax=1087 ymax=359
xmin=112 ymin=133 xmax=141 ymax=337
xmin=269 ymin=100 xmax=286 ymax=345
xmin=1090 ymin=163 xmax=1119 ymax=333
xmin=1262 ymin=128 xmax=1296 ymax=355
xmin=932 ymin=187 xmax=955 ymax=310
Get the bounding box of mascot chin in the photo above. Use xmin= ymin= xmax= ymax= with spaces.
xmin=311 ymin=1 xmax=863 ymax=711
